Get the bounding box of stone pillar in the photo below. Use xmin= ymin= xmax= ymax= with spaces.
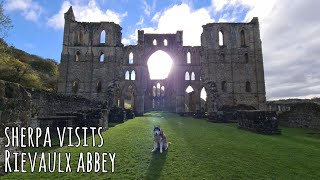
xmin=135 ymin=95 xmax=144 ymax=116
xmin=100 ymin=109 xmax=109 ymax=130
xmin=120 ymin=97 xmax=124 ymax=108
xmin=195 ymin=90 xmax=201 ymax=111
xmin=176 ymin=95 xmax=185 ymax=114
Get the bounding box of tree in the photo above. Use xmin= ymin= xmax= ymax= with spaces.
xmin=0 ymin=1 xmax=12 ymax=39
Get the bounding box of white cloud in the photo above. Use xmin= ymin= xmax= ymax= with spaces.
xmin=141 ymin=0 xmax=157 ymax=16
xmin=214 ymin=0 xmax=320 ymax=99
xmin=136 ymin=16 xmax=144 ymax=26
xmin=5 ymin=0 xmax=43 ymax=22
xmin=121 ymin=38 xmax=131 ymax=46
xmin=132 ymin=3 xmax=214 ymax=46
xmin=47 ymin=0 xmax=127 ymax=30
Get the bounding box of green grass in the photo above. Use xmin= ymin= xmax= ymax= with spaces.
xmin=3 ymin=112 xmax=320 ymax=179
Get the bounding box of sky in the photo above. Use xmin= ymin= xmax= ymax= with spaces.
xmin=3 ymin=0 xmax=320 ymax=100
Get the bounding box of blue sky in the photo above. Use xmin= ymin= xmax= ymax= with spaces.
xmin=3 ymin=0 xmax=320 ymax=100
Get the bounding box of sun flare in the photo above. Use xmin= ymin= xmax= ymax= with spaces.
xmin=147 ymin=50 xmax=173 ymax=80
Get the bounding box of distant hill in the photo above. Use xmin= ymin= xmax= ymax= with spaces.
xmin=0 ymin=39 xmax=58 ymax=92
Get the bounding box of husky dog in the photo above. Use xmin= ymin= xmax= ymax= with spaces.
xmin=151 ymin=126 xmax=169 ymax=153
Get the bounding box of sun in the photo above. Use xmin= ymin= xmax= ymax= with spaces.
xmin=147 ymin=50 xmax=173 ymax=80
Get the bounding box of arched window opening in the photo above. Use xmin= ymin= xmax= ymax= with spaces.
xmin=200 ymin=87 xmax=207 ymax=101
xmin=75 ymin=51 xmax=80 ymax=61
xmin=147 ymin=50 xmax=173 ymax=80
xmin=185 ymin=72 xmax=190 ymax=80
xmin=72 ymin=81 xmax=79 ymax=94
xmin=129 ymin=52 xmax=133 ymax=64
xmin=220 ymin=53 xmax=225 ymax=61
xmin=125 ymin=71 xmax=130 ymax=80
xmin=131 ymin=70 xmax=136 ymax=80
xmin=244 ymin=53 xmax=249 ymax=63
xmin=100 ymin=52 xmax=104 ymax=62
xmin=187 ymin=52 xmax=191 ymax=64
xmin=221 ymin=81 xmax=227 ymax=92
xmin=241 ymin=30 xmax=246 ymax=46
xmin=77 ymin=31 xmax=83 ymax=44
xmin=156 ymin=83 xmax=161 ymax=97
xmin=161 ymin=86 xmax=165 ymax=97
xmin=246 ymin=81 xmax=251 ymax=92
xmin=185 ymin=85 xmax=194 ymax=93
xmin=164 ymin=39 xmax=168 ymax=46
xmin=152 ymin=86 xmax=156 ymax=97
xmin=191 ymin=72 xmax=195 ymax=80
xmin=96 ymin=81 xmax=102 ymax=93
xmin=219 ymin=30 xmax=224 ymax=46
xmin=153 ymin=39 xmax=157 ymax=46
xmin=100 ymin=30 xmax=106 ymax=44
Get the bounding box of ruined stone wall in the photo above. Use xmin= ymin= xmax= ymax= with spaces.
xmin=278 ymin=103 xmax=320 ymax=130
xmin=29 ymin=88 xmax=102 ymax=118
xmin=0 ymin=80 xmax=30 ymax=173
xmin=58 ymin=7 xmax=267 ymax=115
xmin=0 ymin=80 xmax=108 ymax=172
xmin=201 ymin=18 xmax=266 ymax=111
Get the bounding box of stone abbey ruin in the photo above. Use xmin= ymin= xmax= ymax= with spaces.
xmin=58 ymin=7 xmax=267 ymax=116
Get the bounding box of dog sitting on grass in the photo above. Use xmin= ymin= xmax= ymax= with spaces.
xmin=151 ymin=126 xmax=169 ymax=153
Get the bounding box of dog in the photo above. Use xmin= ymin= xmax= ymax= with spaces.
xmin=151 ymin=126 xmax=169 ymax=153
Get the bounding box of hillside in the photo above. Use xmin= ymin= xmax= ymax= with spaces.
xmin=0 ymin=39 xmax=58 ymax=91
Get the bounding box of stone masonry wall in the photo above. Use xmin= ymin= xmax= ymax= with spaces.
xmin=58 ymin=7 xmax=267 ymax=115
xmin=278 ymin=103 xmax=320 ymax=130
xmin=0 ymin=80 xmax=108 ymax=172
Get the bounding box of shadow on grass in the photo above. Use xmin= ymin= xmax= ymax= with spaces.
xmin=145 ymin=150 xmax=168 ymax=180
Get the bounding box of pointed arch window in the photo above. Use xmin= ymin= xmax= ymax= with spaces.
xmin=125 ymin=71 xmax=130 ymax=80
xmin=187 ymin=52 xmax=191 ymax=64
xmin=186 ymin=85 xmax=194 ymax=93
xmin=156 ymin=83 xmax=161 ymax=97
xmin=75 ymin=51 xmax=80 ymax=61
xmin=191 ymin=72 xmax=195 ymax=80
xmin=129 ymin=52 xmax=133 ymax=64
xmin=100 ymin=30 xmax=106 ymax=44
xmin=77 ymin=31 xmax=83 ymax=44
xmin=72 ymin=81 xmax=79 ymax=94
xmin=244 ymin=53 xmax=249 ymax=63
xmin=219 ymin=30 xmax=224 ymax=46
xmin=153 ymin=39 xmax=157 ymax=46
xmin=185 ymin=72 xmax=190 ymax=80
xmin=241 ymin=30 xmax=246 ymax=46
xmin=96 ymin=81 xmax=102 ymax=93
xmin=161 ymin=86 xmax=165 ymax=96
xmin=246 ymin=81 xmax=251 ymax=92
xmin=131 ymin=70 xmax=136 ymax=80
xmin=100 ymin=52 xmax=104 ymax=62
xmin=220 ymin=53 xmax=225 ymax=61
xmin=221 ymin=81 xmax=227 ymax=92
xmin=152 ymin=86 xmax=156 ymax=97
xmin=164 ymin=39 xmax=168 ymax=46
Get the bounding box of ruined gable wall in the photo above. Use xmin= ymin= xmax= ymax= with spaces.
xmin=201 ymin=18 xmax=266 ymax=110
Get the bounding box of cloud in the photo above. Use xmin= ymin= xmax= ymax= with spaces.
xmin=5 ymin=0 xmax=43 ymax=22
xmin=141 ymin=0 xmax=157 ymax=16
xmin=233 ymin=0 xmax=320 ymax=99
xmin=47 ymin=0 xmax=127 ymax=30
xmin=131 ymin=3 xmax=214 ymax=46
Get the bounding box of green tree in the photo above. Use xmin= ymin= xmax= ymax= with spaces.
xmin=0 ymin=1 xmax=12 ymax=39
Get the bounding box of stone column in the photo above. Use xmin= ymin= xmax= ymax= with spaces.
xmin=176 ymin=95 xmax=185 ymax=114
xmin=135 ymin=95 xmax=145 ymax=116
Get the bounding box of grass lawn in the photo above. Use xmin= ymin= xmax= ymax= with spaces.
xmin=3 ymin=112 xmax=320 ymax=179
